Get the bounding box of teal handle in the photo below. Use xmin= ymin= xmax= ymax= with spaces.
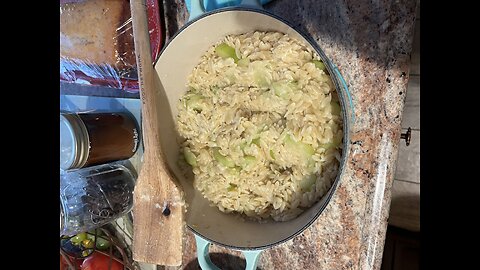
xmin=188 ymin=0 xmax=265 ymax=21
xmin=243 ymin=249 xmax=262 ymax=270
xmin=189 ymin=0 xmax=206 ymax=21
xmin=240 ymin=0 xmax=263 ymax=8
xmin=194 ymin=234 xmax=262 ymax=270
xmin=333 ymin=66 xmax=355 ymax=124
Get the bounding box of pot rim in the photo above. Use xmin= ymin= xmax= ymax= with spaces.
xmin=154 ymin=6 xmax=351 ymax=251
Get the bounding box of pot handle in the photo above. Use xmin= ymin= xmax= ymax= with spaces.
xmin=189 ymin=0 xmax=205 ymax=21
xmin=240 ymin=0 xmax=263 ymax=8
xmin=332 ymin=65 xmax=356 ymax=125
xmin=195 ymin=234 xmax=263 ymax=270
xmin=188 ymin=0 xmax=270 ymax=21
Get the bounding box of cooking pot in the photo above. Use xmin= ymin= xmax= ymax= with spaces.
xmin=152 ymin=0 xmax=355 ymax=269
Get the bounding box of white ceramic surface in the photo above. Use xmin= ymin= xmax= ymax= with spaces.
xmin=153 ymin=9 xmax=349 ymax=249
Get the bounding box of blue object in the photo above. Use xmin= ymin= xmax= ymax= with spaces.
xmin=186 ymin=0 xmax=273 ymax=13
xmin=195 ymin=234 xmax=263 ymax=270
xmin=333 ymin=66 xmax=356 ymax=124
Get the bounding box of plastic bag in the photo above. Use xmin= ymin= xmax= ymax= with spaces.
xmin=60 ymin=0 xmax=163 ymax=91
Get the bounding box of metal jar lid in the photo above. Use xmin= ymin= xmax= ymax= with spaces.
xmin=60 ymin=112 xmax=90 ymax=170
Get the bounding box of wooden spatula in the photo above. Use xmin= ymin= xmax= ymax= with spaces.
xmin=129 ymin=0 xmax=184 ymax=266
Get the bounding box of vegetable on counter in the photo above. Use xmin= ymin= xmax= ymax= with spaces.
xmin=94 ymin=236 xmax=111 ymax=251
xmin=70 ymin=232 xmax=87 ymax=245
xmin=61 ymin=229 xmax=113 ymax=260
xmin=81 ymin=239 xmax=95 ymax=249
xmin=61 ymin=229 xmax=123 ymax=270
xmin=81 ymin=251 xmax=123 ymax=270
xmin=86 ymin=230 xmax=112 ymax=251
xmin=60 ymin=255 xmax=83 ymax=270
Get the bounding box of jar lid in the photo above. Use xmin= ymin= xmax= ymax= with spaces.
xmin=60 ymin=113 xmax=89 ymax=170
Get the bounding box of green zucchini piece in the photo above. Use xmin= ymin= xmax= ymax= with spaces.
xmin=269 ymin=149 xmax=276 ymax=160
xmin=331 ymin=101 xmax=341 ymax=116
xmin=227 ymin=183 xmax=238 ymax=191
xmin=272 ymin=81 xmax=296 ymax=98
xmin=213 ymin=148 xmax=235 ymax=168
xmin=299 ymin=174 xmax=317 ymax=191
xmin=284 ymin=134 xmax=315 ymax=158
xmin=215 ymin=43 xmax=239 ymax=62
xmin=186 ymin=94 xmax=205 ymax=112
xmin=312 ymin=60 xmax=326 ymax=71
xmin=243 ymin=155 xmax=257 ymax=167
xmin=237 ymin=58 xmax=250 ymax=67
xmin=184 ymin=147 xmax=197 ymax=166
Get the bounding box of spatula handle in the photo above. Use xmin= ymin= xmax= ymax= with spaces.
xmin=129 ymin=0 xmax=184 ymax=266
xmin=130 ymin=0 xmax=160 ymax=156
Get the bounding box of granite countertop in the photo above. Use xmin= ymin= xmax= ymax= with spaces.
xmin=60 ymin=0 xmax=418 ymax=268
xmin=159 ymin=0 xmax=418 ymax=269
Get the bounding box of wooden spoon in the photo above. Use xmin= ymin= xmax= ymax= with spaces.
xmin=129 ymin=0 xmax=184 ymax=266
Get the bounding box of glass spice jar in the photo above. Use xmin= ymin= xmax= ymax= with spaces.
xmin=60 ymin=164 xmax=135 ymax=236
xmin=60 ymin=111 xmax=140 ymax=170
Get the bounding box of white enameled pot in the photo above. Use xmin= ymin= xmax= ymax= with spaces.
xmin=152 ymin=0 xmax=354 ymax=269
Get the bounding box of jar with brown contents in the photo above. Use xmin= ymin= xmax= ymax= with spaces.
xmin=60 ymin=112 xmax=140 ymax=170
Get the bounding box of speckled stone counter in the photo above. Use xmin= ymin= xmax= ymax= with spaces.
xmin=159 ymin=0 xmax=419 ymax=269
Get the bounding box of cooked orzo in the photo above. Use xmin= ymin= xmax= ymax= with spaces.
xmin=176 ymin=31 xmax=343 ymax=221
